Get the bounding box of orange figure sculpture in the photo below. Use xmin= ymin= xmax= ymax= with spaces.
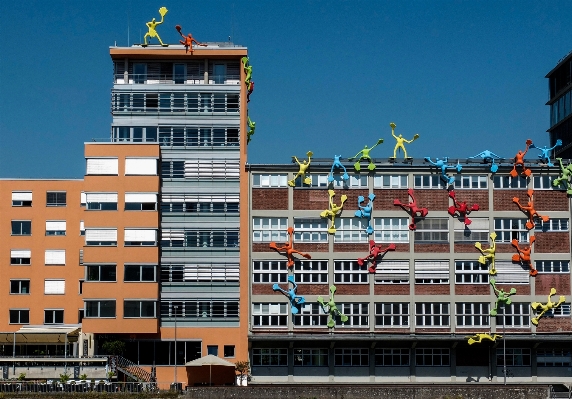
xmin=512 ymin=189 xmax=549 ymax=230
xmin=510 ymin=139 xmax=533 ymax=178
xmin=512 ymin=236 xmax=537 ymax=276
xmin=269 ymin=227 xmax=311 ymax=268
xmin=175 ymin=25 xmax=207 ymax=54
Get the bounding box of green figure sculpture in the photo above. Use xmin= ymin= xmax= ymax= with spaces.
xmin=317 ymin=285 xmax=348 ymax=328
xmin=553 ymin=158 xmax=572 ymax=194
xmin=241 ymin=56 xmax=252 ymax=86
xmin=348 ymin=139 xmax=384 ymax=172
xmin=142 ymin=7 xmax=168 ymax=47
xmin=490 ymin=278 xmax=516 ymax=316
xmin=247 ymin=116 xmax=256 ymax=144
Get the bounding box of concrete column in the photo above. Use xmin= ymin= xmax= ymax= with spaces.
xmin=531 ymin=347 xmax=538 ymax=383
xmin=409 ymin=345 xmax=416 ymax=382
xmin=450 ymin=344 xmax=457 ymax=382
xmin=287 ymin=345 xmax=294 ymax=382
xmin=369 ymin=343 xmax=376 ymax=382
xmin=328 ymin=345 xmax=335 ymax=382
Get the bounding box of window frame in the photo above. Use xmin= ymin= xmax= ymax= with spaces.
xmin=11 ymin=220 xmax=32 ymax=236
xmin=123 ymin=300 xmax=157 ymax=318
xmin=334 ymin=218 xmax=369 ymax=243
xmin=86 ymin=264 xmax=117 ymax=282
xmin=293 ymin=218 xmax=328 ymax=242
xmin=293 ymin=260 xmax=328 ymax=284
xmin=44 ymin=309 xmax=64 ymax=324
xmin=9 ymin=309 xmax=30 ymax=324
xmin=375 ymin=348 xmax=410 ymax=366
xmin=334 ymin=260 xmax=369 ymax=284
xmin=494 ymin=218 xmax=529 ymax=243
xmin=10 ymin=279 xmax=30 ymax=295
xmin=46 ymin=191 xmax=67 ymax=207
xmin=455 ymin=260 xmax=489 ymax=284
xmin=84 ymin=300 xmax=117 ymax=318
xmin=252 ymin=303 xmax=288 ymax=328
xmin=455 ymin=302 xmax=490 ymax=327
xmin=293 ymin=348 xmax=329 ymax=366
xmin=413 ymin=218 xmax=449 ymax=243
xmin=415 ymin=348 xmax=450 ymax=366
xmin=374 ymin=174 xmax=408 ymax=189
xmin=373 ymin=217 xmax=409 ymax=243
xmin=252 ymin=261 xmax=288 ymax=284
xmin=375 ymin=303 xmax=409 ymax=328
xmin=252 ymin=174 xmax=289 ymax=188
xmin=252 ymin=217 xmax=288 ymax=243
xmin=124 ymin=265 xmax=157 ymax=282
xmin=415 ymin=302 xmax=450 ymax=327
xmin=252 ymin=348 xmax=288 ymax=366
xmin=334 ymin=348 xmax=369 ymax=366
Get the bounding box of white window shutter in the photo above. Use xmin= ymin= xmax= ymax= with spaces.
xmin=45 ymin=250 xmax=66 ymax=265
xmin=85 ymin=193 xmax=118 ymax=202
xmin=11 ymin=250 xmax=31 ymax=258
xmin=86 ymin=158 xmax=118 ymax=175
xmin=414 ymin=261 xmax=450 ymax=279
xmin=125 ymin=158 xmax=157 ymax=175
xmin=376 ymin=261 xmax=410 ymax=280
xmin=495 ymin=261 xmax=530 ymax=284
xmin=124 ymin=229 xmax=156 ymax=242
xmin=85 ymin=229 xmax=117 ymax=241
xmin=44 ymin=280 xmax=65 ymax=294
xmin=46 ymin=221 xmax=67 ymax=231
xmin=12 ymin=192 xmax=32 ymax=201
xmin=125 ymin=193 xmax=157 ymax=203
xmin=80 ymin=192 xmax=87 ymax=205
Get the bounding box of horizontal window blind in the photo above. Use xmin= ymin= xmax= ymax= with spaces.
xmin=11 ymin=250 xmax=31 ymax=258
xmin=85 ymin=193 xmax=118 ymax=202
xmin=12 ymin=192 xmax=32 ymax=201
xmin=495 ymin=261 xmax=529 ymax=284
xmin=45 ymin=250 xmax=65 ymax=265
xmin=46 ymin=221 xmax=66 ymax=231
xmin=454 ymin=218 xmax=488 ymax=230
xmin=44 ymin=280 xmax=65 ymax=295
xmin=184 ymin=159 xmax=240 ymax=179
xmin=86 ymin=158 xmax=118 ymax=175
xmin=183 ymin=264 xmax=240 ymax=281
xmin=80 ymin=192 xmax=86 ymax=204
xmin=414 ymin=261 xmax=449 ymax=280
xmin=162 ymin=193 xmax=239 ymax=202
xmin=125 ymin=158 xmax=157 ymax=175
xmin=124 ymin=229 xmax=157 ymax=242
xmin=125 ymin=193 xmax=157 ymax=203
xmin=376 ymin=261 xmax=410 ymax=281
xmin=85 ymin=229 xmax=117 ymax=241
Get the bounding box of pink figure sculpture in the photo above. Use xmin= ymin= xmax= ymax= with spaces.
xmin=512 ymin=236 xmax=537 ymax=276
xmin=393 ymin=188 xmax=429 ymax=230
xmin=509 ymin=139 xmax=533 ymax=178
xmin=357 ymin=240 xmax=396 ymax=273
xmin=512 ymin=189 xmax=549 ymax=230
xmin=269 ymin=227 xmax=311 ymax=268
xmin=448 ymin=190 xmax=479 ymax=226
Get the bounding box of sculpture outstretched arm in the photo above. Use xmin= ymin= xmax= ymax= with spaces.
xmin=424 ymin=157 xmax=437 ymax=167
xmin=349 ymin=150 xmax=363 ymax=160
xmin=292 ymin=156 xmax=301 ymax=166
xmin=370 ymin=138 xmax=384 ymax=150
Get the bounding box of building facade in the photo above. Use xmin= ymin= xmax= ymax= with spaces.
xmin=547 ymin=50 xmax=572 ymax=158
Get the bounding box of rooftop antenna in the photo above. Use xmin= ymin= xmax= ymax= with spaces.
xmin=231 ymin=3 xmax=235 ymax=43
xmin=127 ymin=10 xmax=130 ymax=46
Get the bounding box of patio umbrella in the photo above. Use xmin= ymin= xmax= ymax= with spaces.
xmin=185 ymin=355 xmax=235 ymax=386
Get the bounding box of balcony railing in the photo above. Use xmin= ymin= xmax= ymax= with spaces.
xmin=114 ymin=74 xmax=241 ymax=85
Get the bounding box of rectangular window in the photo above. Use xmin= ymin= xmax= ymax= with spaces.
xmin=293 ymin=218 xmax=328 ymax=242
xmin=456 ymin=303 xmax=490 ymax=326
xmin=45 ymin=250 xmax=65 ymax=265
xmin=375 ymin=260 xmax=410 ymax=284
xmin=124 ymin=265 xmax=156 ymax=282
xmin=455 ymin=261 xmax=489 ymax=284
xmin=174 ymin=229 xmax=239 ymax=248
xmin=494 ymin=218 xmax=529 ymax=243
xmin=415 ymin=303 xmax=450 ymax=327
xmin=494 ymin=261 xmax=530 ymax=284
xmin=453 ymin=218 xmax=489 ymax=242
xmin=537 ymin=349 xmax=572 ymax=367
xmin=416 ymin=348 xmax=450 ymax=366
xmin=86 ymin=192 xmax=118 ymax=210
xmin=252 ymin=174 xmax=288 ymax=187
xmin=252 ymin=348 xmax=288 ymax=366
xmin=85 ymin=229 xmax=117 ymax=246
xmin=337 ymin=303 xmax=369 ymax=327
xmin=86 ymin=265 xmax=117 ymax=282
xmin=294 ymin=348 xmax=328 ymax=366
xmin=10 ymin=280 xmax=30 ymax=294
xmin=496 ymin=303 xmax=530 ymax=327
xmin=331 ymin=174 xmax=368 ymax=188
xmin=493 ymin=175 xmax=528 ymax=189
xmin=294 ymin=260 xmax=328 ymax=283
xmin=46 ymin=192 xmax=66 ymax=206
xmin=86 ymin=158 xmax=118 ymax=175
xmin=375 ymin=303 xmax=409 ymax=327
xmin=125 ymin=158 xmax=157 ymax=175
xmin=161 ymin=193 xmax=238 ymax=213
xmin=224 ymin=345 xmax=235 ymax=358
xmin=10 ymin=249 xmax=31 ymax=265
xmin=414 ymin=175 xmax=446 ymax=189
xmin=414 ymin=260 xmax=449 ymax=284
xmin=374 ymin=174 xmax=408 ymax=189
xmin=44 ymin=309 xmax=64 ymax=324
xmin=159 ymin=300 xmax=239 ymax=319
xmin=252 ymin=217 xmax=288 ymax=242
xmin=454 ymin=175 xmax=488 ymax=189
xmin=294 ymin=174 xmax=329 ymax=188
xmin=334 ymin=260 xmax=369 ymax=284
xmin=207 ymin=345 xmax=218 ymax=356
xmin=375 ymin=348 xmax=410 ymax=366
xmin=533 ymin=175 xmax=560 ymax=190
xmin=184 ymin=159 xmax=240 ymax=180
xmin=252 ymin=303 xmax=288 ymax=327
xmin=334 ymin=348 xmax=369 ymax=366
xmin=535 ymin=260 xmax=570 ymax=273
xmin=11 ymin=220 xmax=31 ymax=235
xmin=12 ymin=191 xmax=32 ymax=207
xmin=85 ymin=300 xmax=116 ymax=318
xmin=414 ymin=218 xmax=449 ymax=242
xmin=373 ymin=218 xmax=409 ymax=242
xmin=496 ymin=348 xmax=531 ymax=366
xmin=124 ymin=229 xmax=157 ymax=246
xmin=125 ymin=193 xmax=157 ymax=211
xmin=253 ymin=261 xmax=288 ymax=283
xmin=536 ymin=218 xmax=569 ymax=232
xmin=124 ymin=300 xmax=156 ymax=318
xmin=293 ymin=303 xmax=328 ymax=327
xmin=9 ymin=309 xmax=29 ymax=324
xmin=162 ymin=264 xmax=238 ymax=283
xmin=45 ymin=221 xmax=66 ymax=236
xmin=549 ymin=304 xmax=570 ymax=317
xmin=44 ymin=280 xmax=65 ymax=295
xmin=334 ymin=218 xmax=369 ymax=243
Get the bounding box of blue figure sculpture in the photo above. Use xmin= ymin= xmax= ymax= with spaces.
xmin=468 ymin=150 xmax=502 ymax=173
xmin=273 ymin=275 xmax=306 ymax=314
xmin=530 ymin=139 xmax=562 ymax=167
xmin=328 ymin=155 xmax=349 ymax=183
xmin=354 ymin=193 xmax=375 ymax=234
xmin=424 ymin=157 xmax=462 ymax=186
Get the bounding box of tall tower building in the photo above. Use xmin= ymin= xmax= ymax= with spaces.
xmin=547 ymin=51 xmax=572 ymax=158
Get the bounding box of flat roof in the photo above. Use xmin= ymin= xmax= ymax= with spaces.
xmin=110 ymin=43 xmax=247 ymax=60
xmin=545 ymin=49 xmax=572 ymax=78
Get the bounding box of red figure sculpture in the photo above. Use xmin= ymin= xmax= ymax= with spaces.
xmin=513 ymin=189 xmax=549 ymax=230
xmin=512 ymin=236 xmax=537 ymax=276
xmin=448 ymin=190 xmax=479 ymax=225
xmin=510 ymin=139 xmax=533 ymax=178
xmin=393 ymin=188 xmax=429 ymax=230
xmin=175 ymin=25 xmax=207 ymax=54
xmin=247 ymin=81 xmax=254 ymax=103
xmin=269 ymin=227 xmax=311 ymax=268
xmin=357 ymin=240 xmax=396 ymax=273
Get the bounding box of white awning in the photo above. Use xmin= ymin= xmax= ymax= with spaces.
xmin=0 ymin=325 xmax=81 ymax=343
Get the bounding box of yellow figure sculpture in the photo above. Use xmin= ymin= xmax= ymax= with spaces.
xmin=142 ymin=7 xmax=169 ymax=47
xmin=390 ymin=122 xmax=419 ymax=159
xmin=320 ymin=190 xmax=348 ymax=234
xmin=288 ymin=151 xmax=313 ymax=187
xmin=467 ymin=333 xmax=502 ymax=345
xmin=475 ymin=232 xmax=497 ymax=275
xmin=531 ymin=288 xmax=566 ymax=326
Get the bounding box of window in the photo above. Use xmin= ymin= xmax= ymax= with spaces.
xmin=224 ymin=345 xmax=235 ymax=358
xmin=496 ymin=348 xmax=530 ymax=366
xmin=10 ymin=249 xmax=31 ymax=265
xmin=334 ymin=348 xmax=369 ymax=366
xmin=374 ymin=218 xmax=409 ymax=242
xmin=125 ymin=193 xmax=157 ymax=211
xmin=494 ymin=218 xmax=529 ymax=243
xmin=535 ymin=260 xmax=570 ymax=273
xmin=293 ymin=303 xmax=328 ymax=327
xmin=415 ymin=303 xmax=450 ymax=327
xmin=253 ymin=261 xmax=288 ymax=283
xmin=414 ymin=218 xmax=448 ymax=242
xmin=375 ymin=303 xmax=409 ymax=327
xmin=85 ymin=229 xmax=117 ymax=246
xmin=252 ymin=303 xmax=288 ymax=327
xmin=252 ymin=174 xmax=288 ymax=187
xmin=45 ymin=250 xmax=65 ymax=265
xmin=454 ymin=175 xmax=488 ymax=189
xmin=168 ymin=229 xmax=238 ymax=248
xmin=85 ymin=300 xmax=116 ymax=318
xmin=161 ymin=160 xmax=184 ymax=178
xmin=414 ymin=261 xmax=449 ymax=284
xmin=375 ymin=261 xmax=410 ymax=284
xmin=112 ymin=126 xmax=157 ymax=142
xmin=374 ymin=174 xmax=408 ymax=188
xmin=331 ymin=174 xmax=368 ymax=188
xmin=86 ymin=158 xmax=118 ymax=175
xmin=294 ymin=174 xmax=329 ymax=188
xmin=334 ymin=260 xmax=368 ymax=284
xmin=537 ymin=349 xmax=572 ymax=366
xmin=124 ymin=300 xmax=156 ymax=318
xmin=159 ymin=300 xmax=239 ymax=319
xmin=416 ymin=348 xmax=450 ymax=366
xmin=375 ymin=348 xmax=409 ymax=366
xmin=45 ymin=221 xmax=66 ymax=236
xmin=124 ymin=229 xmax=157 ymax=246
xmin=550 ymin=304 xmax=571 ymax=317
xmin=455 ymin=261 xmax=488 ymax=284
xmin=494 ymin=261 xmax=529 ymax=284
xmin=456 ymin=303 xmax=489 ymax=326
xmin=86 ymin=193 xmax=118 ymax=210
xmin=536 ymin=218 xmax=569 ymax=232
xmin=496 ymin=303 xmax=530 ymax=327
xmin=12 ymin=191 xmax=32 ymax=207
xmin=293 ymin=218 xmax=328 ymax=242
xmin=493 ymin=175 xmax=528 ymax=189
xmin=44 ymin=309 xmax=64 ymax=324
xmin=533 ymin=175 xmax=560 ymax=190
xmin=252 ymin=348 xmax=288 ymax=366
xmin=453 ymin=218 xmax=489 ymax=242
xmin=11 ymin=220 xmax=31 ymax=235
xmin=125 ymin=158 xmax=157 ymax=175
xmin=161 ymin=264 xmax=238 ymax=283
xmin=334 ymin=218 xmax=369 ymax=243
xmin=161 ymin=193 xmax=239 ymax=213
xmin=10 ymin=280 xmax=30 ymax=294
xmin=414 ymin=175 xmax=446 ymax=189
xmin=252 ymin=217 xmax=287 ymax=242
xmin=207 ymin=345 xmax=218 ymax=356
xmin=46 ymin=192 xmax=66 ymax=206
xmin=294 ymin=349 xmax=328 ymax=366
xmin=125 ymin=265 xmax=156 ymax=282
xmin=294 ymin=261 xmax=328 ymax=283
xmin=44 ymin=280 xmax=65 ymax=295
xmin=183 ymin=159 xmax=240 ymax=180
xmin=9 ymin=309 xmax=29 ymax=324
xmin=86 ymin=265 xmax=116 ymax=282
xmin=80 ymin=221 xmax=85 ymax=236
xmin=337 ymin=303 xmax=369 ymax=327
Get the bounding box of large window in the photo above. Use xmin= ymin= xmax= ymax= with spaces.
xmin=416 ymin=348 xmax=450 ymax=366
xmin=414 ymin=218 xmax=448 ymax=242
xmin=252 ymin=218 xmax=288 ymax=242
xmin=124 ymin=229 xmax=157 ymax=246
xmin=158 ymin=126 xmax=239 ymax=147
xmin=294 ymin=173 xmax=329 ymax=188
xmin=85 ymin=229 xmax=117 ymax=246
xmin=337 ymin=303 xmax=369 ymax=327
xmin=85 ymin=301 xmax=116 ymax=318
xmin=453 ymin=218 xmax=489 ymax=242
xmin=45 ymin=250 xmax=65 ymax=265
xmin=494 ymin=261 xmax=530 ymax=284
xmin=334 ymin=218 xmax=368 ymax=243
xmin=375 ymin=260 xmax=410 ymax=284
xmin=252 ymin=303 xmax=288 ymax=327
xmin=86 ymin=158 xmax=118 ymax=175
xmin=125 ymin=158 xmax=157 ymax=175
xmin=294 ymin=261 xmax=328 ymax=283
xmin=493 ymin=175 xmax=528 ymax=189
xmin=125 ymin=265 xmax=156 ymax=282
xmin=10 ymin=280 xmax=30 ymax=294
xmin=415 ymin=303 xmax=450 ymax=327
xmin=253 ymin=261 xmax=287 ymax=283
xmin=252 ymin=349 xmax=287 ymax=366
xmin=496 ymin=348 xmax=531 ymax=366
xmin=125 ymin=193 xmax=157 ymax=211
xmin=46 ymin=192 xmax=66 ymax=207
xmin=375 ymin=303 xmax=409 ymax=327
xmin=44 ymin=280 xmax=65 ymax=295
xmin=160 ymin=264 xmax=237 ymax=283
xmin=374 ymin=174 xmax=408 ymax=189
xmin=414 ymin=175 xmax=446 ymax=189
xmin=161 ymin=193 xmax=238 ymax=213
xmin=159 ymin=300 xmax=239 ymax=320
xmin=454 ymin=175 xmax=487 ymax=189
xmin=373 ymin=218 xmax=409 ymax=242
xmin=456 ymin=303 xmax=489 ymax=327
xmin=124 ymin=301 xmax=156 ymax=318
xmin=293 ymin=303 xmax=328 ymax=327
xmin=45 ymin=221 xmax=66 ymax=236
xmin=375 ymin=348 xmax=409 ymax=366
xmin=183 ymin=159 xmax=240 ymax=180
xmin=293 ymin=349 xmax=328 ymax=366
xmin=334 ymin=348 xmax=369 ymax=366
xmin=10 ymin=249 xmax=31 ymax=265
xmin=44 ymin=309 xmax=64 ymax=324
xmin=11 ymin=221 xmax=31 ymax=236
xmin=537 ymin=349 xmax=572 ymax=367
xmin=9 ymin=309 xmax=29 ymax=324
xmin=252 ymin=174 xmax=288 ymax=188
xmin=12 ymin=192 xmax=32 ymax=207
xmin=86 ymin=265 xmax=116 ymax=282
xmin=414 ymin=261 xmax=449 ymax=284
xmin=455 ymin=261 xmax=488 ymax=284
xmin=496 ymin=303 xmax=530 ymax=327
xmin=494 ymin=219 xmax=529 ymax=243
xmin=536 ymin=218 xmax=569 ymax=232
xmin=334 ymin=260 xmax=369 ymax=284
xmin=331 ymin=174 xmax=368 ymax=188
xmin=535 ymin=260 xmax=570 ymax=273
xmin=86 ymin=193 xmax=118 ymax=211
xmin=533 ymin=175 xmax=560 ymax=190
xmin=293 ymin=218 xmax=328 ymax=242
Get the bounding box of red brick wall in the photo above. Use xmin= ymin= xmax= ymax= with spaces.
xmin=414 ymin=189 xmax=449 ymax=211
xmin=534 ymin=190 xmax=569 ymax=212
xmin=293 ymin=189 xmax=329 ymax=210
xmin=252 ymin=243 xmax=277 ymax=253
xmin=535 ymin=274 xmax=570 ymax=295
xmin=496 ymin=243 xmax=515 ymax=254
xmin=452 ymin=190 xmax=489 ymax=211
xmin=296 ymin=284 xmax=329 ymax=295
xmin=493 ymin=189 xmax=528 ymax=211
xmin=375 ymin=328 xmax=410 ymax=333
xmin=497 ymin=284 xmax=530 ymax=295
xmin=373 ymin=189 xmax=410 ymax=210
xmin=535 ymin=317 xmax=572 ymax=332
xmin=455 ymin=284 xmax=490 ymax=295
xmin=252 ymin=284 xmax=281 ymax=295
xmin=334 ymin=243 xmax=370 ymax=252
xmin=534 ymin=232 xmax=570 ymax=253
xmin=415 ymin=284 xmax=451 ymax=295
xmin=296 ymin=243 xmax=329 ymax=252
xmin=374 ymin=285 xmax=410 ymax=295
xmin=336 ymin=284 xmax=369 ymax=295
xmin=454 ymin=243 xmax=480 ymax=253
xmin=414 ymin=243 xmax=450 ymax=253
xmin=252 ymin=188 xmax=288 ymax=210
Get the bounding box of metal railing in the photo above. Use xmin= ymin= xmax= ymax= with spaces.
xmin=0 ymin=381 xmax=167 ymax=393
xmin=114 ymin=74 xmax=241 ymax=85
xmin=109 ymin=355 xmax=153 ymax=383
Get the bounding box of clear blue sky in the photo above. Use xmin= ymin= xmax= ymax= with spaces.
xmin=1 ymin=1 xmax=571 ymax=178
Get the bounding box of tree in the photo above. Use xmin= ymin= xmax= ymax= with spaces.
xmin=235 ymin=361 xmax=251 ymax=386
xmin=101 ymin=340 xmax=125 ymax=356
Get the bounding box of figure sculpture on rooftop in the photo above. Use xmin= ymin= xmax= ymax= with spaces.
xmin=512 ymin=236 xmax=537 ymax=276
xmin=269 ymin=227 xmax=311 ymax=268
xmin=288 ymin=151 xmax=313 ymax=187
xmin=424 ymin=157 xmax=462 ymax=186
xmin=510 ymin=139 xmax=533 ymax=178
xmin=317 ymin=285 xmax=348 ymax=328
xmin=328 ymin=155 xmax=349 ymax=183
xmin=530 ymin=139 xmax=562 ymax=167
xmin=513 ymin=189 xmax=549 ymax=230
xmin=467 ymin=333 xmax=502 ymax=345
xmin=357 ymin=240 xmax=396 ymax=273
xmin=490 ymin=278 xmax=517 ymax=316
xmin=273 ymin=275 xmax=306 ymax=314
xmin=349 ymin=139 xmax=384 ymax=172
xmin=142 ymin=7 xmax=169 ymax=47
xmin=531 ymin=288 xmax=566 ymax=326
xmin=354 ymin=194 xmax=375 ymax=234
xmin=448 ymin=190 xmax=480 ymax=226
xmin=553 ymin=158 xmax=572 ymax=194
xmin=475 ymin=232 xmax=497 ymax=275
xmin=468 ymin=150 xmax=503 ymax=173
xmin=175 ymin=25 xmax=206 ymax=54
xmin=320 ymin=190 xmax=348 ymax=234
xmin=389 ymin=122 xmax=419 ymax=159
xmin=393 ymin=188 xmax=429 ymax=230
